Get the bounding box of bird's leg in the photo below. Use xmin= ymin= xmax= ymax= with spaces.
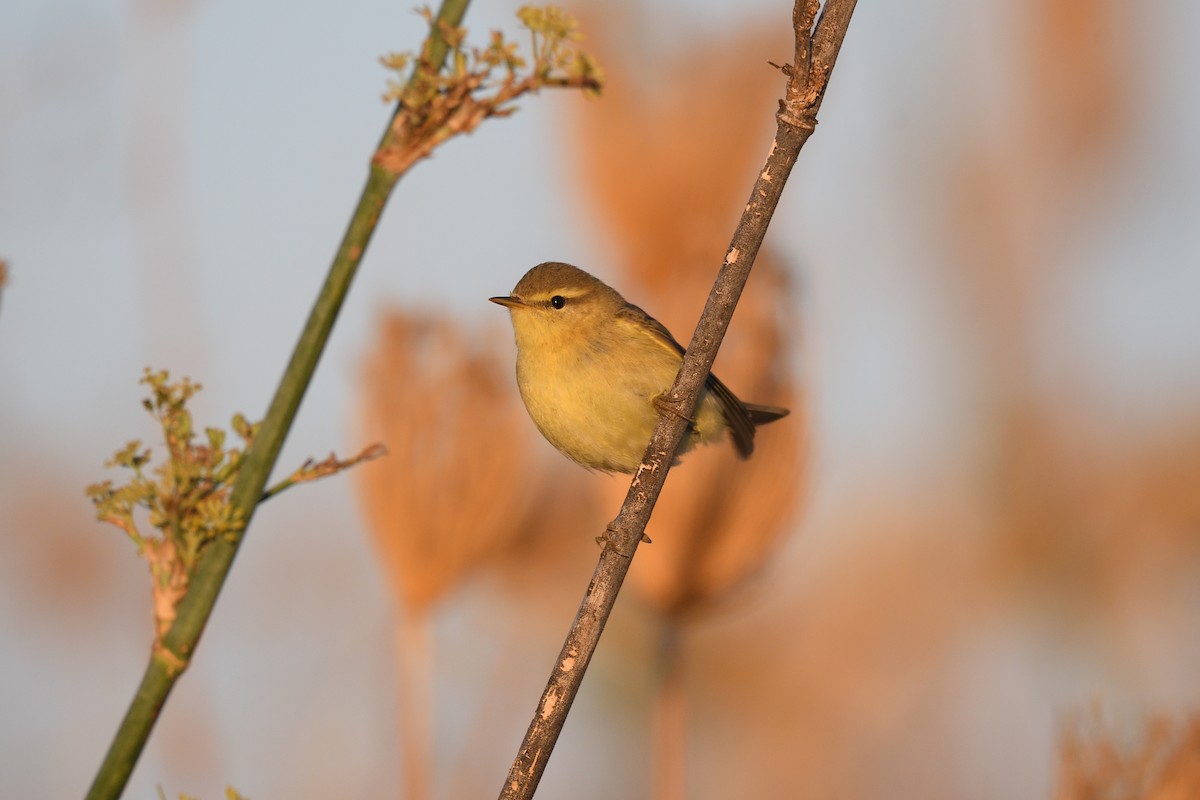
xmin=653 ymin=393 xmax=696 ymax=429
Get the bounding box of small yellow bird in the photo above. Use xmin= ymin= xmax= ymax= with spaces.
xmin=490 ymin=262 xmax=788 ymax=473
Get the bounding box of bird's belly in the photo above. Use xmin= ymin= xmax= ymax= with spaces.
xmin=515 ymin=346 xmax=724 ymax=473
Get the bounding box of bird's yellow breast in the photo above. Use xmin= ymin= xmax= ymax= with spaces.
xmin=509 ymin=310 xmax=726 ymax=472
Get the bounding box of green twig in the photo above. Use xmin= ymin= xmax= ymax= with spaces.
xmin=260 ymin=443 xmax=387 ymax=503
xmin=83 ymin=2 xmax=471 ymax=798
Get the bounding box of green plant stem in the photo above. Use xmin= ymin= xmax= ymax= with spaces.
xmin=85 ymin=3 xmax=470 ymax=798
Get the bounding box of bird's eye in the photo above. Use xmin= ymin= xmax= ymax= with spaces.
xmin=550 ymin=295 xmax=566 ymax=309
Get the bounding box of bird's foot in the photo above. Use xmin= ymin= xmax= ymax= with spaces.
xmin=653 ymin=394 xmax=695 ymax=426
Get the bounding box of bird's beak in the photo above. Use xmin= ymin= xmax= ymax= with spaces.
xmin=489 ymin=295 xmax=523 ymax=309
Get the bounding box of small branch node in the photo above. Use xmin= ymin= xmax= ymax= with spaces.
xmin=151 ymin=643 xmax=187 ymax=677
xmin=596 ymin=523 xmax=637 ymax=558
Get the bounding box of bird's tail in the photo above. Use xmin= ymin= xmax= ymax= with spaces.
xmin=727 ymin=400 xmax=789 ymax=459
xmin=745 ymin=403 xmax=789 ymax=427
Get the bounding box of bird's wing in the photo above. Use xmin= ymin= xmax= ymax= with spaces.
xmin=616 ymin=302 xmax=757 ymax=457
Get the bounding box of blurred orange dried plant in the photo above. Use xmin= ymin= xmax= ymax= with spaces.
xmin=356 ymin=311 xmax=539 ymax=615
xmin=570 ymin=17 xmax=805 ymax=621
xmin=1056 ymin=714 xmax=1200 ymax=800
xmin=355 ymin=309 xmax=543 ymax=800
xmin=624 ymin=255 xmax=804 ymax=618
xmin=933 ymin=0 xmax=1200 ymax=636
xmin=938 ymin=0 xmax=1200 ymax=794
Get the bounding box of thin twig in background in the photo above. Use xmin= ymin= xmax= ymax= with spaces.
xmin=497 ymin=2 xmax=858 ymax=798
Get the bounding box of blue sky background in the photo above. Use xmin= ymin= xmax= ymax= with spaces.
xmin=3 ymin=1 xmax=1200 ymax=797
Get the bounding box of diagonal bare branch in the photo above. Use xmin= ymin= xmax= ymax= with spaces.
xmin=497 ymin=2 xmax=858 ymax=798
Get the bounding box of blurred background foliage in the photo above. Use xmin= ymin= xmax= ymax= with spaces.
xmin=2 ymin=0 xmax=1199 ymax=798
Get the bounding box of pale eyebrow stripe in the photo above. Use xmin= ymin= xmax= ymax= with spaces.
xmin=527 ymin=287 xmax=593 ymax=301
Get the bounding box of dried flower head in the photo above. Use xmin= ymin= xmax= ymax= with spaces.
xmin=355 ymin=311 xmax=540 ymax=613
